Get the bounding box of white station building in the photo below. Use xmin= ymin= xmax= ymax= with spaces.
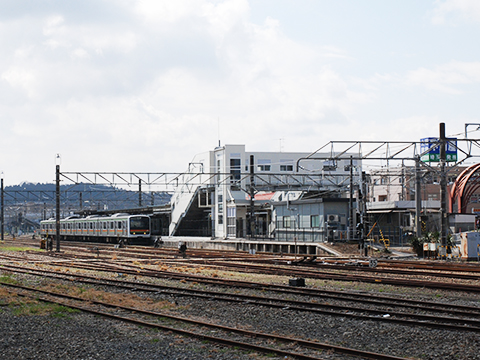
xmin=169 ymin=144 xmax=361 ymax=242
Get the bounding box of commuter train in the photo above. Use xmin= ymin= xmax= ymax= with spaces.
xmin=40 ymin=213 xmax=151 ymax=245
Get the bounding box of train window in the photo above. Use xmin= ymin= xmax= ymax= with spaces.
xmin=118 ymin=221 xmax=121 ymax=229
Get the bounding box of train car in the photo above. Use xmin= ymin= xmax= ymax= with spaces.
xmin=40 ymin=213 xmax=151 ymax=245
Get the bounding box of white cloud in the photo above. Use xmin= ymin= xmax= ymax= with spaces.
xmin=0 ymin=1 xmax=476 ymax=184
xmin=432 ymin=0 xmax=480 ymax=24
xmin=1 ymin=66 xmax=37 ymax=97
xmin=405 ymin=61 xmax=480 ymax=93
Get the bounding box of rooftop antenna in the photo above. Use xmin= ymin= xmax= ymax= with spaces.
xmin=218 ymin=117 xmax=221 ymax=147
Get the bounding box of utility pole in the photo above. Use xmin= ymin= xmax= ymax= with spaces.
xmin=439 ymin=123 xmax=448 ymax=247
xmin=360 ymin=171 xmax=367 ymax=255
xmin=55 ymin=160 xmax=61 ymax=252
xmin=415 ymin=158 xmax=422 ymax=238
xmin=348 ymin=156 xmax=354 ymax=240
xmin=138 ymin=179 xmax=142 ymax=207
xmin=248 ymin=155 xmax=255 ymax=238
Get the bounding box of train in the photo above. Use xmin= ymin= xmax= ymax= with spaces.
xmin=40 ymin=213 xmax=152 ymax=245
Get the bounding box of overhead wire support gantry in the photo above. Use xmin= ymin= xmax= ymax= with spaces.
xmin=297 ymin=127 xmax=480 ymax=247
xmin=40 ymin=124 xmax=480 ymax=252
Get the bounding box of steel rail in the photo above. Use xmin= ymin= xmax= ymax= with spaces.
xmin=3 ymin=263 xmax=480 ymax=333
xmin=0 ymin=281 xmax=409 ymax=360
xmin=193 ymin=260 xmax=480 ymax=293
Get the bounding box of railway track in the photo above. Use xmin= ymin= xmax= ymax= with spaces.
xmin=2 ymin=261 xmax=480 ymax=334
xmin=2 ymin=237 xmax=480 ymax=359
xmin=1 ymin=280 xmax=408 ymax=360
xmin=3 ymin=241 xmax=480 ymax=293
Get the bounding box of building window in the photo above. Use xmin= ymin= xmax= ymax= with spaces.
xmin=280 ymin=160 xmax=293 ymax=172
xmin=257 ymin=164 xmax=271 ymax=171
xmin=310 ymin=215 xmax=320 ymax=228
xmin=323 ymin=160 xmax=336 ymax=171
xmin=257 ymin=159 xmax=271 ymax=172
xmin=218 ymin=194 xmax=223 ymax=213
xmin=283 ymin=216 xmax=291 ymax=228
xmin=230 ymin=158 xmax=241 ymax=182
xmin=280 ymin=165 xmax=293 ymax=171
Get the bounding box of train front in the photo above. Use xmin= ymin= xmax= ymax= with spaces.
xmin=127 ymin=215 xmax=151 ymax=244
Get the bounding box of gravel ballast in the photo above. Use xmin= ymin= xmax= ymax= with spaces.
xmin=0 ymin=308 xmax=254 ymax=360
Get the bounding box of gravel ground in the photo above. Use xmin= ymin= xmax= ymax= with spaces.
xmin=173 ymin=290 xmax=480 ymax=360
xmin=0 ymin=307 xmax=255 ymax=360
xmin=2 ymin=288 xmax=479 ymax=360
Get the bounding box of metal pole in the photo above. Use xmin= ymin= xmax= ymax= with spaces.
xmin=439 ymin=123 xmax=448 ymax=247
xmin=1 ymin=175 xmax=4 ymax=241
xmin=249 ymin=155 xmax=255 ymax=238
xmin=415 ymin=157 xmax=422 ymax=238
xmin=360 ymin=171 xmax=367 ymax=255
xmin=401 ymin=160 xmax=405 ymax=201
xmin=348 ymin=156 xmax=353 ymax=240
xmin=55 ymin=164 xmax=60 ymax=252
xmin=139 ymin=179 xmax=142 ymax=207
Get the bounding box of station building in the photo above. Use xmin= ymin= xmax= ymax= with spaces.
xmin=169 ymin=144 xmax=361 ymax=242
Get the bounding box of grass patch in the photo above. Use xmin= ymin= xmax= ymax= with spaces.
xmin=0 ymin=274 xmax=17 ymax=284
xmin=11 ymin=301 xmax=80 ymax=317
xmin=0 ymin=246 xmax=40 ymax=252
xmin=39 ymin=283 xmax=177 ymax=313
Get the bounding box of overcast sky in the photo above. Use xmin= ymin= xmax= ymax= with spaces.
xmin=1 ymin=0 xmax=480 ymax=185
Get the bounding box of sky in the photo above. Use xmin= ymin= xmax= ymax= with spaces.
xmin=1 ymin=0 xmax=480 ymax=185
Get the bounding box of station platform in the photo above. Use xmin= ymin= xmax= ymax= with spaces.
xmin=158 ymin=236 xmax=344 ymax=257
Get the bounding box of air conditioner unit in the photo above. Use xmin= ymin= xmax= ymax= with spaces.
xmin=327 ymin=214 xmax=339 ymax=223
